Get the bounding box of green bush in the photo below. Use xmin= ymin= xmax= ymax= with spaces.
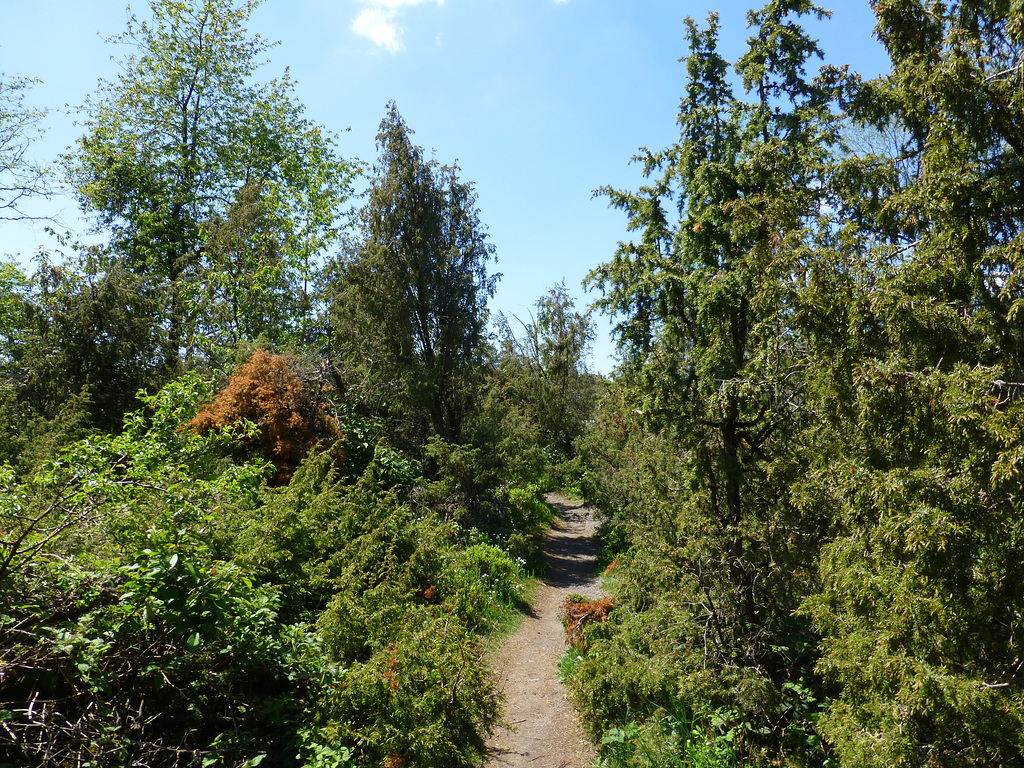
xmin=315 ymin=613 xmax=499 ymax=768
xmin=505 ymin=484 xmax=552 ymax=530
xmin=0 ymin=528 xmax=337 ymax=767
xmin=0 ymin=368 xmax=544 ymax=768
xmin=312 ymin=529 xmax=513 ymax=765
xmin=439 ymin=542 xmax=526 ymax=631
xmin=597 ymin=708 xmax=736 ymax=768
xmin=253 ymin=447 xmax=529 ymax=765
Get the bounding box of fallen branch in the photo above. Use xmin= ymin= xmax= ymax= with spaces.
xmin=561 ymin=595 xmax=614 ymax=652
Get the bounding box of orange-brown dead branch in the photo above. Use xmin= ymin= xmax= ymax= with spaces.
xmin=561 ymin=595 xmax=614 ymax=652
xmin=189 ymin=349 xmax=345 ymax=484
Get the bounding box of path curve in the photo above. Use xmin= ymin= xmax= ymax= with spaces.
xmin=485 ymin=493 xmax=602 ymax=768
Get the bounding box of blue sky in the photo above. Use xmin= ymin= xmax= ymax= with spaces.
xmin=0 ymin=0 xmax=890 ymax=374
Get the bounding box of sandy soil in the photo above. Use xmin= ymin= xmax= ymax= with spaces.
xmin=485 ymin=493 xmax=603 ymax=768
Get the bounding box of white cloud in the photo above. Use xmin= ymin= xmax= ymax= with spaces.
xmin=351 ymin=0 xmax=444 ymax=53
xmin=352 ymin=8 xmax=403 ymax=52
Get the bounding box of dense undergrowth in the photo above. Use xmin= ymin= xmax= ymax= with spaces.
xmin=0 ymin=359 xmax=569 ymax=768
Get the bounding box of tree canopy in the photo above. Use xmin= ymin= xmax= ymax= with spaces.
xmin=65 ymin=0 xmax=359 ymax=363
xmin=329 ymin=102 xmax=499 ymax=450
xmin=569 ymin=1 xmax=1024 ymax=766
xmin=0 ymin=70 xmax=50 ymax=221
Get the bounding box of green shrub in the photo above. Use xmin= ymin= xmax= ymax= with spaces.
xmin=0 ymin=528 xmax=337 ymax=767
xmin=597 ymin=708 xmax=736 ymax=768
xmin=558 ymin=647 xmax=586 ymax=683
xmin=541 ymin=452 xmax=588 ymax=495
xmin=326 ymin=614 xmax=498 ymax=767
xmin=439 ymin=542 xmax=526 ymax=631
xmin=505 ymin=484 xmax=552 ymax=530
xmin=0 ymin=369 xmax=536 ymax=768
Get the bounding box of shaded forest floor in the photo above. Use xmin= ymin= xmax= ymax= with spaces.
xmin=485 ymin=494 xmax=602 ymax=768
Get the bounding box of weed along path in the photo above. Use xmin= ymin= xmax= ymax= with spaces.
xmin=486 ymin=493 xmax=602 ymax=768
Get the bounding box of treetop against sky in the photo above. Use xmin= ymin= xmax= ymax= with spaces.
xmin=0 ymin=0 xmax=889 ymax=374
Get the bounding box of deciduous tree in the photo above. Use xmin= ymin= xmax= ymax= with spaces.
xmin=64 ymin=0 xmax=358 ymax=364
xmin=495 ymin=282 xmax=597 ymax=455
xmin=0 ymin=70 xmax=50 ymax=221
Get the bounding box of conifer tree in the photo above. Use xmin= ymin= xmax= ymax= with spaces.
xmin=329 ymin=103 xmax=498 ymax=450
xmin=800 ymin=2 xmax=1024 ymax=763
xmin=583 ymin=1 xmax=844 ymax=759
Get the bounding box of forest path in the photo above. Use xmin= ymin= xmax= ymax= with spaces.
xmin=485 ymin=493 xmax=602 ymax=768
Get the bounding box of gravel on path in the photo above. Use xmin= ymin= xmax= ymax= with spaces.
xmin=485 ymin=493 xmax=603 ymax=768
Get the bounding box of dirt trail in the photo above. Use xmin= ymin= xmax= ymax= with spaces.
xmin=485 ymin=493 xmax=602 ymax=768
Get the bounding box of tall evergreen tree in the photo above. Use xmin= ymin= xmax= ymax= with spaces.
xmin=329 ymin=103 xmax=498 ymax=450
xmin=17 ymin=253 xmax=166 ymax=432
xmin=800 ymin=2 xmax=1024 ymax=764
xmin=581 ymin=2 xmax=846 ymax=761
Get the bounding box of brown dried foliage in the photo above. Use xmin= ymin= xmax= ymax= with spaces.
xmin=189 ymin=349 xmax=344 ymax=484
xmin=561 ymin=595 xmax=614 ymax=652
